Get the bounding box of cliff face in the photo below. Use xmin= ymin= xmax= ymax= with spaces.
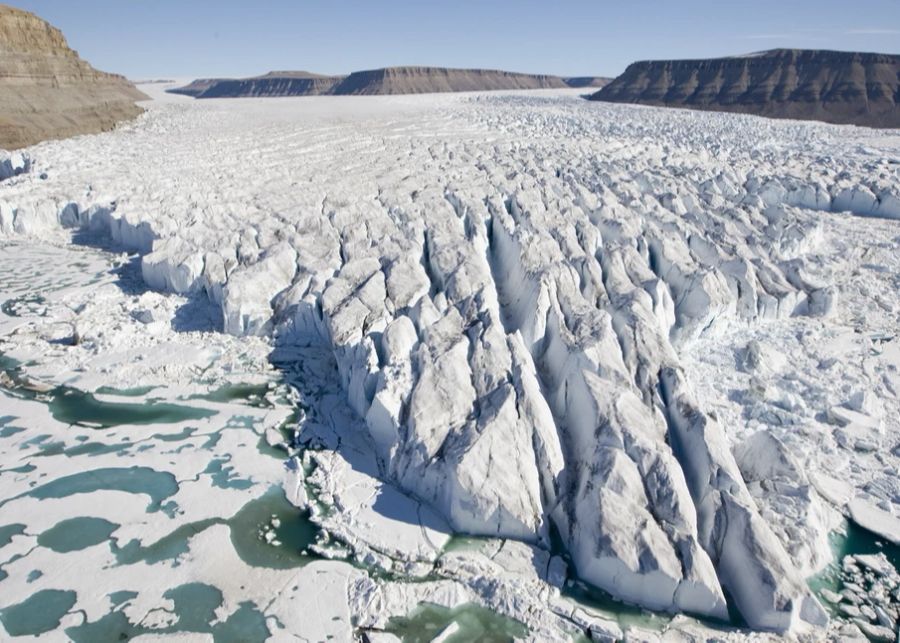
xmin=0 ymin=4 xmax=148 ymax=149
xmin=331 ymin=66 xmax=569 ymax=95
xmin=591 ymin=49 xmax=900 ymax=128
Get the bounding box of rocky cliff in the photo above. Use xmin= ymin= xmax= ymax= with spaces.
xmin=0 ymin=3 xmax=147 ymax=150
xmin=591 ymin=49 xmax=900 ymax=128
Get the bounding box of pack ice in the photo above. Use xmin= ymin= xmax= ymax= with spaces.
xmin=3 ymin=86 xmax=899 ymax=635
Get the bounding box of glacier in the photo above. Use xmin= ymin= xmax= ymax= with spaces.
xmin=1 ymin=84 xmax=899 ymax=640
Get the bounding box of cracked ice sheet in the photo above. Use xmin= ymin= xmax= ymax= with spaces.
xmin=304 ymin=448 xmax=453 ymax=568
xmin=681 ymin=210 xmax=900 ymax=550
xmin=0 ymin=236 xmax=589 ymax=643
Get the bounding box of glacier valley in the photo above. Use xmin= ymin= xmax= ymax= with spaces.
xmin=0 ymin=85 xmax=899 ymax=641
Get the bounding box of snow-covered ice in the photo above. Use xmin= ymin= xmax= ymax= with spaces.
xmin=1 ymin=82 xmax=899 ymax=640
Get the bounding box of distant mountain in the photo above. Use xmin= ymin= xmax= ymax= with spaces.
xmin=166 ymin=78 xmax=226 ymax=97
xmin=0 ymin=4 xmax=147 ymax=150
xmin=172 ymin=71 xmax=345 ymax=98
xmin=330 ymin=66 xmax=568 ymax=94
xmin=562 ymin=76 xmax=612 ymax=88
xmin=169 ymin=67 xmax=604 ymax=98
xmin=590 ymin=49 xmax=900 ymax=128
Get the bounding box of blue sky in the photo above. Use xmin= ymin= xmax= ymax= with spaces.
xmin=10 ymin=1 xmax=900 ymax=79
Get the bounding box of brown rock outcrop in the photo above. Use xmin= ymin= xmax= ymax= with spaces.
xmin=590 ymin=49 xmax=900 ymax=128
xmin=0 ymin=3 xmax=148 ymax=149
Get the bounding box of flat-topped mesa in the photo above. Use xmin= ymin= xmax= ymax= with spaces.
xmin=331 ymin=66 xmax=569 ymax=94
xmin=171 ymin=66 xmax=605 ymax=97
xmin=187 ymin=71 xmax=346 ymax=98
xmin=0 ymin=3 xmax=148 ymax=149
xmin=591 ymin=48 xmax=900 ymax=128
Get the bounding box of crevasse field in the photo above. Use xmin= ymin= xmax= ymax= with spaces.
xmin=0 ymin=84 xmax=899 ymax=641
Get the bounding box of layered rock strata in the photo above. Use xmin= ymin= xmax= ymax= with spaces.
xmin=0 ymin=4 xmax=147 ymax=149
xmin=591 ymin=49 xmax=900 ymax=128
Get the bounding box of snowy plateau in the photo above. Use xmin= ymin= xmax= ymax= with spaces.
xmin=0 ymin=84 xmax=899 ymax=642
